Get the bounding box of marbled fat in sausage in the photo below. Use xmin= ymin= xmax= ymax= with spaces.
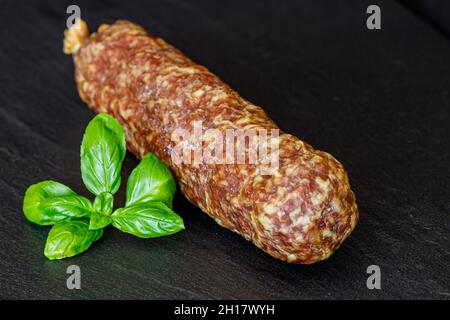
xmin=67 ymin=20 xmax=358 ymax=264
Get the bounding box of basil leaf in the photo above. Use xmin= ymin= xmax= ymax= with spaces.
xmin=125 ymin=152 xmax=176 ymax=207
xmin=111 ymin=202 xmax=184 ymax=238
xmin=44 ymin=219 xmax=103 ymax=260
xmin=80 ymin=113 xmax=126 ymax=196
xmin=23 ymin=181 xmax=77 ymax=225
xmin=89 ymin=212 xmax=112 ymax=230
xmin=38 ymin=195 xmax=92 ymax=223
xmin=93 ymin=192 xmax=113 ymax=215
xmin=90 ymin=192 xmax=113 ymax=230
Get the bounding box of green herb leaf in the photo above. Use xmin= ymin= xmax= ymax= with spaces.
xmin=89 ymin=212 xmax=112 ymax=230
xmin=125 ymin=152 xmax=176 ymax=207
xmin=93 ymin=192 xmax=113 ymax=215
xmin=111 ymin=201 xmax=184 ymax=238
xmin=38 ymin=195 xmax=92 ymax=222
xmin=80 ymin=113 xmax=126 ymax=196
xmin=23 ymin=181 xmax=77 ymax=225
xmin=44 ymin=219 xmax=103 ymax=260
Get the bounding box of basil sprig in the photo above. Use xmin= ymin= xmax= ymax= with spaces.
xmin=23 ymin=113 xmax=184 ymax=260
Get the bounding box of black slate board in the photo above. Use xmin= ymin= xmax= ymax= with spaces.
xmin=0 ymin=0 xmax=449 ymax=299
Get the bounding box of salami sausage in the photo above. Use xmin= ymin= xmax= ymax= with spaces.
xmin=64 ymin=20 xmax=358 ymax=264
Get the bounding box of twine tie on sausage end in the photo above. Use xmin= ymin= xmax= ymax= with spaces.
xmin=98 ymin=24 xmax=109 ymax=32
xmin=63 ymin=18 xmax=89 ymax=55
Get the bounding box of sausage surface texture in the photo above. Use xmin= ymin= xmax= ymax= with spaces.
xmin=71 ymin=20 xmax=358 ymax=264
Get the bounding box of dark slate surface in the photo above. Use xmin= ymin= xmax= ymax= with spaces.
xmin=0 ymin=0 xmax=449 ymax=299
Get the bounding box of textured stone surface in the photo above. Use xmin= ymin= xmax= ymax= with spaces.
xmin=0 ymin=0 xmax=449 ymax=299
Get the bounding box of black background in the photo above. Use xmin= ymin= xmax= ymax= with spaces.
xmin=0 ymin=0 xmax=449 ymax=299
xmin=399 ymin=0 xmax=450 ymax=36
